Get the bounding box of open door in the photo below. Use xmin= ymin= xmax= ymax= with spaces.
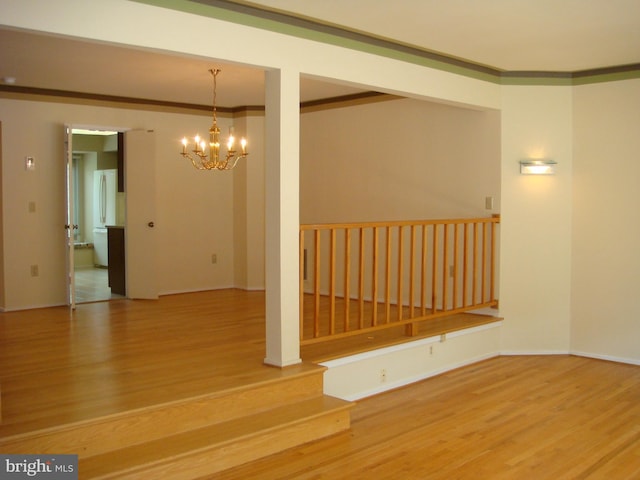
xmin=64 ymin=125 xmax=76 ymax=309
xmin=125 ymin=130 xmax=158 ymax=299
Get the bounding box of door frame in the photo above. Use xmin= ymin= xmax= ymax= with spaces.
xmin=64 ymin=124 xmax=127 ymax=307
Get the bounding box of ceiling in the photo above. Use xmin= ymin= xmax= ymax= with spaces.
xmin=1 ymin=0 xmax=639 ymax=108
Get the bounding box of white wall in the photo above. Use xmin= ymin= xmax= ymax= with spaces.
xmin=0 ymin=98 xmax=239 ymax=309
xmin=571 ymin=79 xmax=640 ymax=364
xmin=322 ymin=322 xmax=502 ymax=400
xmin=499 ymin=86 xmax=573 ymax=354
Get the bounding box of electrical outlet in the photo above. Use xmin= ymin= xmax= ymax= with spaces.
xmin=380 ymin=369 xmax=387 ymax=383
xmin=211 ymin=254 xmax=217 ymax=264
xmin=429 ymin=345 xmax=434 ymax=356
xmin=30 ymin=265 xmax=39 ymax=277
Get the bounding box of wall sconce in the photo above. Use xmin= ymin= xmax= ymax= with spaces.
xmin=519 ymin=159 xmax=557 ymax=175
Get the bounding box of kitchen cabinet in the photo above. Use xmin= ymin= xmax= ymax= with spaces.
xmin=107 ymin=226 xmax=126 ymax=296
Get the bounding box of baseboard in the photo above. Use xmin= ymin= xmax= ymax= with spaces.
xmin=241 ymin=285 xmax=266 ymax=292
xmin=1 ymin=302 xmax=67 ymax=312
xmin=500 ymin=349 xmax=571 ymax=356
xmin=159 ymin=285 xmax=237 ymax=297
xmin=502 ymin=350 xmax=640 ymax=366
xmin=571 ymin=350 xmax=640 ymax=367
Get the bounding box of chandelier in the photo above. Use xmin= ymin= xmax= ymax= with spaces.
xmin=180 ymin=68 xmax=248 ymax=170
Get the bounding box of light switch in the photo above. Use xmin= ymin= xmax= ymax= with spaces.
xmin=28 ymin=201 xmax=36 ymax=213
xmin=485 ymin=196 xmax=494 ymax=210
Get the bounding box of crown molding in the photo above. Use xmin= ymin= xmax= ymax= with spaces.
xmin=136 ymin=0 xmax=640 ymax=85
xmin=0 ymin=84 xmax=390 ymax=114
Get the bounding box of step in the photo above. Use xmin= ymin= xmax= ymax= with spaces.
xmin=79 ymin=395 xmax=353 ymax=479
xmin=0 ymin=363 xmax=326 ymax=457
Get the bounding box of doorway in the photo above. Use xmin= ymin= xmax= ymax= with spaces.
xmin=70 ymin=129 xmax=125 ymax=303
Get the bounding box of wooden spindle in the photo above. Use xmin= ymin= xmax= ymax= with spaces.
xmin=314 ymin=229 xmax=321 ymax=338
xmin=299 ymin=230 xmax=305 ymax=340
xmin=409 ymin=225 xmax=416 ymax=318
xmin=372 ymin=227 xmax=379 ymax=326
xmin=452 ymin=223 xmax=459 ymax=310
xmin=431 ymin=224 xmax=438 ymax=314
xmin=344 ymin=229 xmax=351 ymax=332
xmin=358 ymin=228 xmax=365 ymax=329
xmin=397 ymin=225 xmax=404 ymax=321
xmin=385 ymin=226 xmax=392 ymax=323
xmin=463 ymin=222 xmax=469 ymax=307
xmin=472 ymin=222 xmax=479 ymax=305
xmin=442 ymin=223 xmax=449 ymax=312
xmin=482 ymin=222 xmax=488 ymax=303
xmin=490 ymin=217 xmax=497 ymax=301
xmin=420 ymin=225 xmax=427 ymax=316
xmin=329 ymin=228 xmax=336 ymax=335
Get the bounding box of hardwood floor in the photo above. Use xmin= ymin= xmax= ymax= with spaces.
xmin=0 ymin=289 xmax=272 ymax=436
xmin=2 ymin=290 xmax=639 ymax=479
xmin=215 ymin=355 xmax=640 ymax=480
xmin=0 ymin=289 xmax=354 ymax=478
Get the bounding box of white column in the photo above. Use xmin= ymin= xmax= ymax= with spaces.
xmin=264 ymin=68 xmax=301 ymax=367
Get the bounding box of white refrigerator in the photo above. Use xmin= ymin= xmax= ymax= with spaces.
xmin=93 ymin=169 xmax=117 ymax=267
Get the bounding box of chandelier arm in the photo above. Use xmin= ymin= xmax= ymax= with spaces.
xmin=226 ymin=157 xmax=239 ymax=170
xmin=182 ymin=152 xmax=207 ymax=170
xmin=182 ymin=153 xmax=202 ymax=170
xmin=226 ymin=153 xmax=249 ymax=170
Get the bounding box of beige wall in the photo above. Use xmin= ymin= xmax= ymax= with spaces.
xmin=300 ymin=98 xmax=501 ymax=224
xmin=0 ymin=98 xmax=240 ymax=309
xmin=233 ymin=114 xmax=266 ymax=291
xmin=571 ymin=79 xmax=640 ymax=364
xmin=499 ymin=85 xmax=574 ymax=354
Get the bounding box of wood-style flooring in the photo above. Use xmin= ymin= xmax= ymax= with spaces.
xmin=0 ymin=289 xmax=273 ymax=437
xmin=216 ymin=354 xmax=640 ymax=479
xmin=2 ymin=289 xmax=639 ymax=479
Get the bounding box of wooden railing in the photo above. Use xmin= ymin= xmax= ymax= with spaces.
xmin=299 ymin=216 xmax=500 ymax=344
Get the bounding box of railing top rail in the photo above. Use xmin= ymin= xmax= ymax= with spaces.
xmin=300 ymin=215 xmax=500 ymax=231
